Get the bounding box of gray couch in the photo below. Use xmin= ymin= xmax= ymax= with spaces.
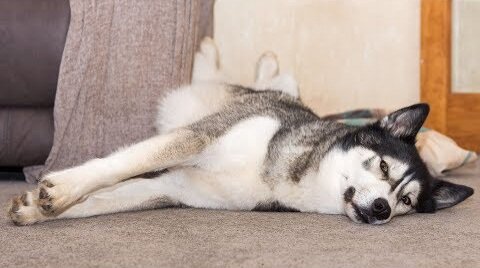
xmin=0 ymin=0 xmax=70 ymax=168
xmin=0 ymin=1 xmax=214 ymax=182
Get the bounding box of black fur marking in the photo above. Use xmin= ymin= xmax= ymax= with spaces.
xmin=378 ymin=103 xmax=429 ymax=144
xmin=362 ymin=156 xmax=375 ymax=170
xmin=344 ymin=187 xmax=356 ymax=203
xmin=137 ymin=196 xmax=190 ymax=211
xmin=134 ymin=169 xmax=168 ymax=179
xmin=352 ymin=203 xmax=368 ymax=223
xmin=430 ymin=180 xmax=474 ymax=210
xmin=290 ymin=151 xmax=314 ymax=183
xmin=396 ymin=176 xmax=414 ymax=200
xmin=252 ymin=201 xmax=300 ymax=212
xmin=390 ymin=176 xmax=406 ymax=192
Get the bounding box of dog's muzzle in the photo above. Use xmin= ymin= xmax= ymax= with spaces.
xmin=352 ymin=198 xmax=391 ymax=224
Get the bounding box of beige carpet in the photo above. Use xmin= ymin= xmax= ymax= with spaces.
xmin=1 ymin=161 xmax=479 ymax=267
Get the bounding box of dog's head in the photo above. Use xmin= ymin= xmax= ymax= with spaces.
xmin=338 ymin=103 xmax=474 ymax=224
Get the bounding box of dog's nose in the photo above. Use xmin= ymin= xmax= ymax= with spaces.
xmin=371 ymin=198 xmax=391 ymax=220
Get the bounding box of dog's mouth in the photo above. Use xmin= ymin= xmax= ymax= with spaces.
xmin=349 ymin=203 xmax=389 ymax=225
xmin=351 ymin=203 xmax=370 ymax=223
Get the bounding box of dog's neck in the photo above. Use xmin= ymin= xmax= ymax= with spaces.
xmin=281 ymin=147 xmax=349 ymax=215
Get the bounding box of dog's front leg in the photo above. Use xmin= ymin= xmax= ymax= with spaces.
xmin=8 ymin=169 xmax=225 ymax=225
xmin=31 ymin=129 xmax=207 ymax=216
xmin=9 ymin=176 xmax=178 ymax=225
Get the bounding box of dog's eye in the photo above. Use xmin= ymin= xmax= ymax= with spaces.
xmin=380 ymin=160 xmax=388 ymax=174
xmin=401 ymin=196 xmax=411 ymax=206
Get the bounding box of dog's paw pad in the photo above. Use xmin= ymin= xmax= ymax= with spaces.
xmin=37 ymin=178 xmax=76 ymax=215
xmin=20 ymin=192 xmax=30 ymax=206
xmin=41 ymin=203 xmax=52 ymax=211
xmin=8 ymin=192 xmax=44 ymax=226
xmin=38 ymin=186 xmax=56 ymax=214
xmin=9 ymin=196 xmax=21 ymax=213
xmin=42 ymin=180 xmax=54 ymax=188
xmin=39 ymin=187 xmax=49 ymax=199
xmin=37 ymin=180 xmax=62 ymax=214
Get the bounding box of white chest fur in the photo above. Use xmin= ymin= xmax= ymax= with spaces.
xmin=196 ymin=116 xmax=280 ymax=172
xmin=177 ymin=116 xmax=281 ymax=209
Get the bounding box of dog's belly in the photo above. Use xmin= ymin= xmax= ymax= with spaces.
xmin=163 ymin=116 xmax=281 ymax=210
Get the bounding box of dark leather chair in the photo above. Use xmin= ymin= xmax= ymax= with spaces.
xmin=0 ymin=0 xmax=70 ymax=167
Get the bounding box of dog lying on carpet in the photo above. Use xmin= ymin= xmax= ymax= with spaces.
xmin=8 ymin=38 xmax=473 ymax=225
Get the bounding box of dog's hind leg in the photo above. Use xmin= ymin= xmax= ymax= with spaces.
xmin=255 ymin=52 xmax=280 ymax=86
xmin=192 ymin=37 xmax=224 ymax=83
xmin=27 ymin=129 xmax=208 ymax=217
xmin=254 ymin=53 xmax=299 ymax=98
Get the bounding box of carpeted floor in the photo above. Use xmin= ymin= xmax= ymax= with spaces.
xmin=1 ymin=161 xmax=479 ymax=267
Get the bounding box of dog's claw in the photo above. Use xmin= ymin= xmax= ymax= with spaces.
xmin=42 ymin=180 xmax=54 ymax=188
xmin=10 ymin=197 xmax=20 ymax=213
xmin=38 ymin=183 xmax=57 ymax=215
xmin=41 ymin=204 xmax=52 ymax=211
xmin=39 ymin=188 xmax=49 ymax=199
xmin=20 ymin=193 xmax=29 ymax=206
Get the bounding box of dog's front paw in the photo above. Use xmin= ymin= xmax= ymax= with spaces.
xmin=37 ymin=176 xmax=76 ymax=215
xmin=8 ymin=191 xmax=46 ymax=225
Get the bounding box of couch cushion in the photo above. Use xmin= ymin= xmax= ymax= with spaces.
xmin=0 ymin=0 xmax=70 ymax=106
xmin=0 ymin=108 xmax=53 ymax=166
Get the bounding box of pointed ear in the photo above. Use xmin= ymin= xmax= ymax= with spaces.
xmin=378 ymin=103 xmax=429 ymax=143
xmin=431 ymin=180 xmax=474 ymax=210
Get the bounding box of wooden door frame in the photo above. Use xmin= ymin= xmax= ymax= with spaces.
xmin=421 ymin=0 xmax=450 ymax=134
xmin=421 ymin=0 xmax=480 ymax=151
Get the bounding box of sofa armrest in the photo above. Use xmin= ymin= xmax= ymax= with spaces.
xmin=0 ymin=0 xmax=70 ymax=107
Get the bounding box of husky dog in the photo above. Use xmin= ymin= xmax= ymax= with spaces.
xmin=8 ymin=38 xmax=473 ymax=225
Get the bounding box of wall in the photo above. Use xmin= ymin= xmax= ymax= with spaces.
xmin=214 ymin=0 xmax=420 ymax=115
xmin=452 ymin=0 xmax=480 ymax=93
